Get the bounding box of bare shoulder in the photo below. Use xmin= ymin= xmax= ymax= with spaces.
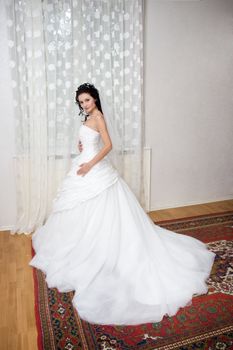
xmin=93 ymin=111 xmax=104 ymax=120
xmin=93 ymin=112 xmax=108 ymax=133
xmin=93 ymin=111 xmax=106 ymax=127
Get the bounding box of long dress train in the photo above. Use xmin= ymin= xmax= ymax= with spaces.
xmin=29 ymin=124 xmax=215 ymax=325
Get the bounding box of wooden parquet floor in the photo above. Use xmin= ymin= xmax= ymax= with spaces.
xmin=0 ymin=199 xmax=233 ymax=350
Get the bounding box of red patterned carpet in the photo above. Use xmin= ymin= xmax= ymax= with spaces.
xmin=32 ymin=211 xmax=233 ymax=350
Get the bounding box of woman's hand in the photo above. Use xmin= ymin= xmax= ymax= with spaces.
xmin=76 ymin=162 xmax=92 ymax=176
xmin=78 ymin=141 xmax=83 ymax=153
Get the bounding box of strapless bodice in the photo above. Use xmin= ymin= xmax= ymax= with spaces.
xmin=78 ymin=124 xmax=101 ymax=161
xmin=52 ymin=124 xmax=119 ymax=212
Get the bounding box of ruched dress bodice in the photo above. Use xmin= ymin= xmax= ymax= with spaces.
xmin=78 ymin=124 xmax=102 ymax=162
xmin=52 ymin=124 xmax=119 ymax=212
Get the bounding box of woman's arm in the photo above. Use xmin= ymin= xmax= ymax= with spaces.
xmin=77 ymin=114 xmax=112 ymax=176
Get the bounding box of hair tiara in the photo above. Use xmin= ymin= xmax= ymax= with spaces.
xmin=76 ymin=82 xmax=96 ymax=93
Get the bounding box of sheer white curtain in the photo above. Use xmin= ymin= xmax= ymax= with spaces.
xmin=5 ymin=0 xmax=144 ymax=234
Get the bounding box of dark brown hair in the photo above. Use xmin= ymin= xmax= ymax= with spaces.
xmin=75 ymin=83 xmax=103 ymax=120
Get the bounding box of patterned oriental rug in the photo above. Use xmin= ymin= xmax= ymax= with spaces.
xmin=32 ymin=211 xmax=233 ymax=350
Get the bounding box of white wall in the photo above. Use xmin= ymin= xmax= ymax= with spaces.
xmin=0 ymin=3 xmax=17 ymax=230
xmin=144 ymin=0 xmax=233 ymax=210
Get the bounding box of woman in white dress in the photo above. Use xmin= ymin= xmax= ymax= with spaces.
xmin=30 ymin=83 xmax=215 ymax=326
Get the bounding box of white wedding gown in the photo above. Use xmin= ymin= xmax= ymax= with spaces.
xmin=30 ymin=124 xmax=215 ymax=325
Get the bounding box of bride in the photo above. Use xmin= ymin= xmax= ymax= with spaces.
xmin=29 ymin=83 xmax=215 ymax=325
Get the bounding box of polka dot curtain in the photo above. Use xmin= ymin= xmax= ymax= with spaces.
xmin=5 ymin=0 xmax=144 ymax=234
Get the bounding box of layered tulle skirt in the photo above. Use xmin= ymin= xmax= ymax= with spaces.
xmin=30 ymin=175 xmax=215 ymax=325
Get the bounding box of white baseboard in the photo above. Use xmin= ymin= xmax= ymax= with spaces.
xmin=0 ymin=225 xmax=14 ymax=232
xmin=150 ymin=195 xmax=233 ymax=212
